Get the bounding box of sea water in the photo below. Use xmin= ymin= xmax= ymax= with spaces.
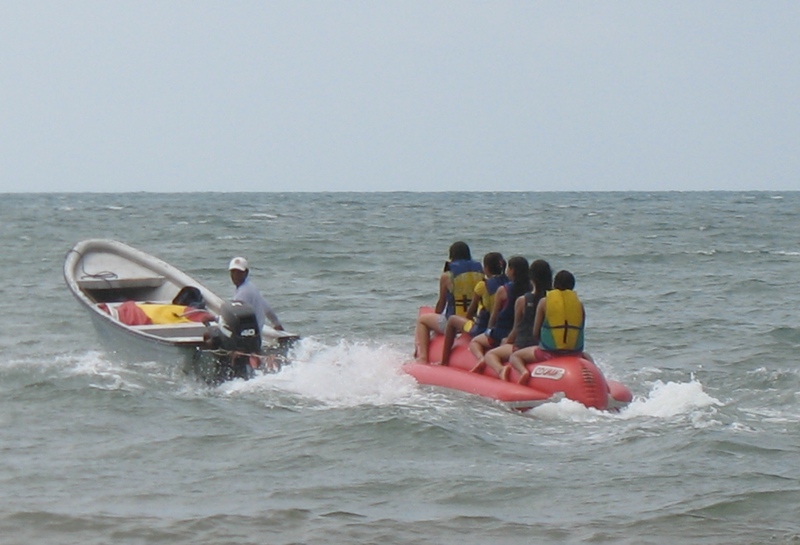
xmin=1 ymin=192 xmax=799 ymax=544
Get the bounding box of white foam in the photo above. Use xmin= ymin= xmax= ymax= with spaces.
xmin=530 ymin=398 xmax=603 ymax=421
xmin=0 ymin=350 xmax=116 ymax=375
xmin=528 ymin=377 xmax=722 ymax=423
xmin=218 ymin=338 xmax=418 ymax=408
xmin=618 ymin=378 xmax=722 ymax=419
xmin=62 ymin=351 xmax=148 ymax=391
xmin=62 ymin=350 xmax=121 ymax=375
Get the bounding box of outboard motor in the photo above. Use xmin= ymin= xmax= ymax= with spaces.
xmin=218 ymin=301 xmax=261 ymax=353
xmin=203 ymin=301 xmax=261 ymax=381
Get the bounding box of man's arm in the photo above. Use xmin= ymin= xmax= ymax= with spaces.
xmin=262 ymin=301 xmax=283 ymax=330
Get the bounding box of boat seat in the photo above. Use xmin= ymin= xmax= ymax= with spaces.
xmin=131 ymin=322 xmax=208 ymax=340
xmin=78 ymin=276 xmax=166 ymax=290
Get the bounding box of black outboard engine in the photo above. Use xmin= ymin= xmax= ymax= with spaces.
xmin=203 ymin=301 xmax=261 ymax=381
xmin=218 ymin=301 xmax=261 ymax=353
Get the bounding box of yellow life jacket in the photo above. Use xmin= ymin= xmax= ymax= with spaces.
xmin=449 ymin=269 xmax=484 ymax=317
xmin=477 ymin=281 xmax=492 ymax=315
xmin=136 ymin=304 xmax=195 ymax=325
xmin=445 ymin=259 xmax=484 ymax=317
xmin=540 ymin=289 xmax=585 ymax=352
xmin=479 ymin=275 xmax=506 ymax=315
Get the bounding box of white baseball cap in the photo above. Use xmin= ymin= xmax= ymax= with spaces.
xmin=228 ymin=257 xmax=248 ymax=271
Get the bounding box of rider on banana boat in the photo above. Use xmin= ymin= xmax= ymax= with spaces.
xmin=439 ymin=252 xmax=507 ymax=366
xmin=480 ymin=259 xmax=553 ymax=382
xmin=509 ymin=269 xmax=593 ymax=374
xmin=414 ymin=241 xmax=483 ymax=363
xmin=468 ymin=256 xmax=531 ymax=366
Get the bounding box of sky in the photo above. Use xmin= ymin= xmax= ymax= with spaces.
xmin=1 ymin=2 xmax=798 ymax=193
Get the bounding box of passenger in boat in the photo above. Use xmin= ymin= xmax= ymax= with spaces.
xmin=170 ymin=286 xmax=216 ymax=321
xmin=228 ymin=256 xmax=284 ymax=331
xmin=414 ymin=241 xmax=483 ymax=363
xmin=172 ymin=286 xmax=206 ymax=309
xmin=480 ymin=259 xmax=552 ymax=383
xmin=439 ymin=252 xmax=507 ymax=366
xmin=509 ymin=269 xmax=592 ymax=370
xmin=467 ymin=256 xmax=531 ymax=374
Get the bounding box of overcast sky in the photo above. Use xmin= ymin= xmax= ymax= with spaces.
xmin=1 ymin=2 xmax=798 ymax=192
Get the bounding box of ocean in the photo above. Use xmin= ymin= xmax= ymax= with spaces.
xmin=1 ymin=191 xmax=799 ymax=545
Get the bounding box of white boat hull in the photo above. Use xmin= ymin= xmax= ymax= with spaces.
xmin=64 ymin=239 xmax=296 ymax=382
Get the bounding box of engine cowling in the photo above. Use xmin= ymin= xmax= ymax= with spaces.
xmin=200 ymin=301 xmax=262 ymax=381
xmin=220 ymin=301 xmax=261 ymax=352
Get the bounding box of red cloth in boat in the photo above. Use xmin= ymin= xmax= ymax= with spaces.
xmin=116 ymin=301 xmax=152 ymax=326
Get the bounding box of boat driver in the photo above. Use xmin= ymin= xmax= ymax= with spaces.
xmin=228 ymin=257 xmax=284 ymax=331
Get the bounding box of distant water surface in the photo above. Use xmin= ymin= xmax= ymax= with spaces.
xmin=1 ymin=191 xmax=799 ymax=544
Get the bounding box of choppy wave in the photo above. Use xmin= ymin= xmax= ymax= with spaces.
xmin=3 ymin=191 xmax=800 ymax=544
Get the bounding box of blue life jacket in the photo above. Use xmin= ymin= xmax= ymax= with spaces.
xmin=492 ymin=281 xmax=517 ymax=336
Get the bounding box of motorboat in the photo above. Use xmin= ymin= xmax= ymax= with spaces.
xmin=64 ymin=239 xmax=298 ymax=383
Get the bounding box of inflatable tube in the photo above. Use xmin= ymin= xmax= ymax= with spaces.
xmin=406 ymin=307 xmax=632 ymax=411
xmin=403 ymin=361 xmax=551 ymax=409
